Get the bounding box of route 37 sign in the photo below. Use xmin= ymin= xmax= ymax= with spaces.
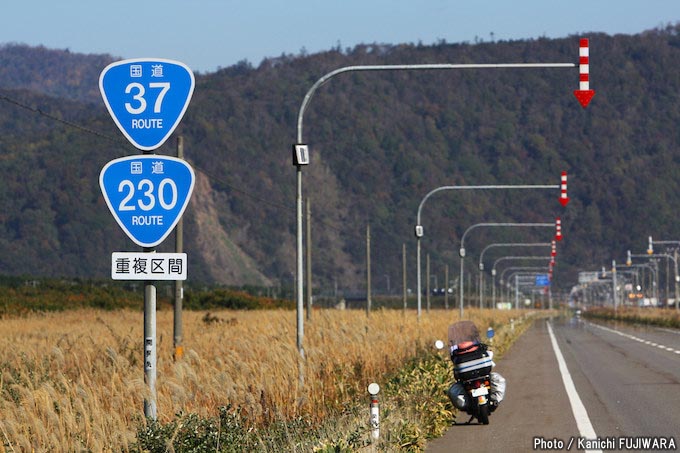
xmin=99 ymin=58 xmax=195 ymax=150
xmin=100 ymin=155 xmax=195 ymax=248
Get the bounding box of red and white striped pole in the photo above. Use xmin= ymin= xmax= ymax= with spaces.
xmin=555 ymin=217 xmax=563 ymax=242
xmin=579 ymin=39 xmax=590 ymax=90
xmin=559 ymin=171 xmax=569 ymax=206
xmin=551 ymin=240 xmax=557 ymax=257
xmin=574 ymin=38 xmax=595 ymax=108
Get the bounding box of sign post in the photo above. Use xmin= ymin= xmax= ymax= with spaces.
xmin=99 ymin=58 xmax=195 ymax=420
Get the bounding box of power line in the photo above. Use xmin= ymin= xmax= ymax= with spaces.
xmin=0 ymin=92 xmax=122 ymax=145
xmin=0 ymin=91 xmax=350 ymax=233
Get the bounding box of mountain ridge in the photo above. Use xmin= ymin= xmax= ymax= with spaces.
xmin=1 ymin=26 xmax=680 ymax=296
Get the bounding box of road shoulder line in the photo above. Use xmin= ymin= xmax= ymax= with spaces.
xmin=546 ymin=319 xmax=602 ymax=453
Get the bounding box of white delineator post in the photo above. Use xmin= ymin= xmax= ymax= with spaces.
xmin=368 ymin=383 xmax=380 ymax=440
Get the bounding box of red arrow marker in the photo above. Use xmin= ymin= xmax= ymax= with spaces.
xmin=574 ymin=38 xmax=595 ymax=108
xmin=559 ymin=171 xmax=570 ymax=207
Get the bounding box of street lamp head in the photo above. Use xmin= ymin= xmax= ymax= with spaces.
xmin=292 ymin=144 xmax=310 ymax=166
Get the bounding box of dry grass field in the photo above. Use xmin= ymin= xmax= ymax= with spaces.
xmin=0 ymin=307 xmax=528 ymax=452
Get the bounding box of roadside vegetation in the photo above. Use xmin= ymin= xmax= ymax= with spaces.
xmin=0 ymin=287 xmax=546 ymax=452
xmin=581 ymin=306 xmax=680 ymax=329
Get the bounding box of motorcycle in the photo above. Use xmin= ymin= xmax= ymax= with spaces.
xmin=436 ymin=320 xmax=505 ymax=425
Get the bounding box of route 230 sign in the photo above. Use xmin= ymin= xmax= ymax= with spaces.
xmin=100 ymin=155 xmax=195 ymax=247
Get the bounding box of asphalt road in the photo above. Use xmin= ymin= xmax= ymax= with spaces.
xmin=426 ymin=315 xmax=680 ymax=453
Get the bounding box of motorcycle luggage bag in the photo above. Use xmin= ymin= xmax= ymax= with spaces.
xmin=452 ymin=342 xmax=493 ymax=381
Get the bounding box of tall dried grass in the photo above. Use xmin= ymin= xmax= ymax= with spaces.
xmin=0 ymin=307 xmax=524 ymax=451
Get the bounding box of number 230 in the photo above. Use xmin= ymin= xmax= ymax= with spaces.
xmin=118 ymin=178 xmax=178 ymax=211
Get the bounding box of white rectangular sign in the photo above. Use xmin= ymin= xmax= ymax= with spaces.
xmin=111 ymin=252 xmax=187 ymax=280
xmin=578 ymin=271 xmax=600 ymax=284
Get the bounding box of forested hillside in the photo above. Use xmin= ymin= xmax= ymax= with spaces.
xmin=1 ymin=26 xmax=679 ymax=295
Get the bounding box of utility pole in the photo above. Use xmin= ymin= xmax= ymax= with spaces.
xmin=675 ymin=250 xmax=679 ymax=311
xmin=173 ymin=136 xmax=184 ymax=361
xmin=402 ymin=243 xmax=407 ymax=312
xmin=366 ymin=224 xmax=371 ymax=316
xmin=306 ymin=198 xmax=312 ymax=321
xmin=612 ymin=260 xmax=618 ymax=312
xmin=426 ymin=254 xmax=431 ymax=312
xmin=444 ymin=264 xmax=449 ymax=309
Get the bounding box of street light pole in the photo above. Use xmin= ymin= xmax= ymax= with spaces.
xmin=631 ymin=252 xmax=679 ymax=310
xmin=646 ymin=239 xmax=680 ymax=311
xmin=459 ymin=222 xmax=554 ymax=318
xmin=415 ymin=185 xmax=561 ymax=319
xmin=294 ymin=61 xmax=575 ymax=370
xmin=611 ymin=260 xmax=618 ymax=312
xmin=479 ymin=242 xmax=551 ymax=308
xmin=493 ymin=256 xmax=553 ymax=306
xmin=297 ymin=62 xmax=576 ymax=329
xmin=507 ymin=272 xmax=545 ymax=308
xmin=499 ymin=266 xmax=550 ymax=307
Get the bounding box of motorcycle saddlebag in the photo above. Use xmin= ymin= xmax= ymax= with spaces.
xmin=451 ymin=343 xmax=493 ymax=381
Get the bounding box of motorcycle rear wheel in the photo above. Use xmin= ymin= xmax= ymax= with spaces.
xmin=477 ymin=404 xmax=489 ymax=425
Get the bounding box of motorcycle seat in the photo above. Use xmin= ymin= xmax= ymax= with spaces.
xmin=454 ymin=340 xmax=480 ymax=353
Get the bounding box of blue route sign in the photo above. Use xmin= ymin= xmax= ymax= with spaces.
xmin=535 ymin=274 xmax=551 ymax=287
xmin=100 ymin=155 xmax=195 ymax=247
xmin=99 ymin=58 xmax=195 ymax=150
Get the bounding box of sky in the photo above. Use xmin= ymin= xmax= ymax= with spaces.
xmin=1 ymin=1 xmax=680 ymax=74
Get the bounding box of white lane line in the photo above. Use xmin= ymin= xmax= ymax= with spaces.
xmin=586 ymin=322 xmax=680 ymax=355
xmin=657 ymin=327 xmax=680 ymax=336
xmin=547 ymin=320 xmax=602 ymax=453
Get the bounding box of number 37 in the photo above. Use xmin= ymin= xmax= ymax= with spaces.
xmin=125 ymin=82 xmax=170 ymax=115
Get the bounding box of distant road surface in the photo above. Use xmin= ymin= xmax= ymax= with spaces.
xmin=426 ymin=315 xmax=680 ymax=453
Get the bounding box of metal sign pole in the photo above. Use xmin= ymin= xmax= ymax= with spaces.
xmin=143 ymin=268 xmax=157 ymax=419
xmin=174 ymin=136 xmax=185 ymax=361
xmin=143 ymin=145 xmax=158 ymax=420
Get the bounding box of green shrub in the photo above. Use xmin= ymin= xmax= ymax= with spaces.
xmin=184 ymin=288 xmax=293 ymax=310
xmin=134 ymin=406 xmax=255 ymax=453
